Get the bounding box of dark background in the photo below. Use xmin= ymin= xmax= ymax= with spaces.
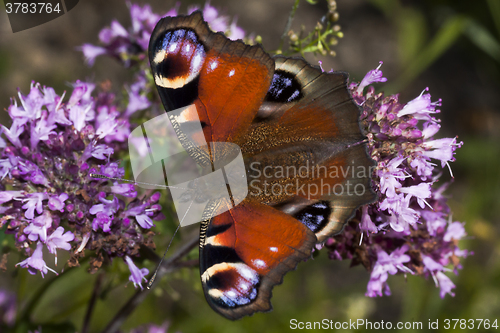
xmin=0 ymin=0 xmax=499 ymax=332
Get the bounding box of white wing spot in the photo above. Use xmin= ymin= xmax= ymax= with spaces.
xmin=168 ymin=42 xmax=178 ymax=52
xmin=153 ymin=50 xmax=166 ymax=65
xmin=229 ymin=69 xmax=235 ymax=77
xmin=270 ymin=247 xmax=278 ymax=252
xmin=252 ymin=259 xmax=267 ymax=269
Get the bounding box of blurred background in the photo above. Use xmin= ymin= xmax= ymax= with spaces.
xmin=0 ymin=0 xmax=499 ymax=332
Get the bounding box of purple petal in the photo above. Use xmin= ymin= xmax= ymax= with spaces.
xmin=125 ymin=256 xmax=149 ymax=290
xmin=80 ymin=44 xmax=107 ymax=66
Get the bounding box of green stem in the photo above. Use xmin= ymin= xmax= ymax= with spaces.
xmin=486 ymin=0 xmax=500 ymax=39
xmin=279 ymin=0 xmax=301 ymax=52
xmin=81 ymin=272 xmax=104 ymax=333
xmin=15 ymin=263 xmax=79 ymax=329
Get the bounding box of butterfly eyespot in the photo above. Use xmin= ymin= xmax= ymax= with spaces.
xmin=266 ymin=70 xmax=303 ymax=103
xmin=203 ymin=263 xmax=260 ymax=308
xmin=152 ymin=29 xmax=206 ymax=89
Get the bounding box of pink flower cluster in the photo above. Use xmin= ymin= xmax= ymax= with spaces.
xmin=1 ymin=81 xmax=162 ymax=281
xmin=325 ymin=62 xmax=468 ymax=298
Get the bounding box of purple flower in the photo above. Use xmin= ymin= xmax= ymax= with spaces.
xmin=111 ymin=184 xmax=137 ymax=197
xmin=46 ymin=227 xmax=74 ymax=265
xmin=421 ymin=210 xmax=447 ymax=236
xmin=48 ymin=193 xmax=69 ymax=212
xmin=16 ymin=242 xmax=57 ymax=277
xmin=69 ymin=104 xmax=94 ymax=131
xmin=125 ymin=73 xmax=151 ymax=117
xmin=90 ymin=196 xmax=120 ymax=232
xmin=30 ymin=115 xmax=56 ymax=149
xmin=422 ymin=121 xmax=440 ymax=139
xmin=80 ymin=44 xmax=107 ymax=66
xmin=378 ymin=156 xmax=406 ymax=197
xmin=325 ymin=62 xmax=467 ymax=299
xmin=24 ymin=211 xmax=53 ymax=242
xmin=80 ymin=2 xmax=250 ymax=67
xmin=228 ymin=18 xmax=246 ymax=40
xmin=444 ymin=221 xmax=466 ymax=242
xmin=28 ymin=167 xmax=48 ymax=185
xmin=398 ymin=183 xmax=432 ymax=209
xmin=96 ymin=116 xmax=119 ymax=140
xmin=100 ymin=20 xmax=129 ymax=43
xmin=421 ymin=137 xmax=463 ymax=171
xmin=0 ymin=190 xmax=23 ymax=204
xmin=366 ymin=277 xmax=390 ymax=297
xmin=199 ymin=3 xmax=229 ymax=32
xmin=422 ymin=255 xmax=444 ymax=272
xmin=22 ymin=193 xmax=47 ymax=219
xmin=369 ymin=245 xmax=411 ymax=279
xmin=0 ymin=290 xmax=17 ymax=326
xmin=136 ymin=214 xmax=153 ymax=229
xmin=2 ymin=120 xmax=24 ymax=148
xmin=99 ymin=162 xmax=123 ymax=178
xmin=435 ymin=271 xmax=456 ymax=298
xmin=129 ymin=2 xmax=160 ymax=34
xmin=125 ymin=256 xmax=149 ymax=290
xmin=397 ymin=88 xmax=441 ymax=121
xmin=91 ymin=144 xmax=114 ymax=160
xmin=1 ymin=81 xmax=161 ymax=276
xmin=359 ymin=205 xmax=377 ymax=233
xmin=69 ymin=81 xmax=95 ymax=106
xmin=356 ymin=62 xmax=387 ymax=94
xmin=11 ymin=82 xmax=44 ymax=122
xmin=366 ymin=245 xmax=411 ymax=296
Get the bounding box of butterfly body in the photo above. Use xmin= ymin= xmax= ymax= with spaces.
xmin=149 ymin=12 xmax=375 ymax=320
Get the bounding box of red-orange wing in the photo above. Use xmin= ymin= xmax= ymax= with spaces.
xmin=149 ymin=11 xmax=274 ymax=147
xmin=199 ymin=198 xmax=316 ymax=320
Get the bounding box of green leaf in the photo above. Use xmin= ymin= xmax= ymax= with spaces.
xmin=464 ymin=20 xmax=500 ymax=62
xmin=397 ymin=8 xmax=428 ymax=66
xmin=486 ymin=0 xmax=500 ymax=38
xmin=368 ymin=0 xmax=400 ymax=17
xmin=387 ymin=15 xmax=469 ymax=92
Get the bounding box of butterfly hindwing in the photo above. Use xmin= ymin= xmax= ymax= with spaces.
xmin=199 ymin=198 xmax=316 ymax=320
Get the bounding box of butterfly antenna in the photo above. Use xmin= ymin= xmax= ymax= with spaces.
xmin=148 ymin=196 xmax=196 ymax=289
xmin=89 ymin=173 xmax=169 ymax=188
xmin=147 ymin=223 xmax=181 ymax=289
xmin=89 ymin=173 xmax=189 ymax=190
xmin=90 ymin=173 xmax=198 ymax=289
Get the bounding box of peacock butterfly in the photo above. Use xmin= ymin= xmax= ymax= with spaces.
xmin=148 ymin=11 xmax=376 ymax=320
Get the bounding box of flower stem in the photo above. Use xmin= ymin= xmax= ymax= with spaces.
xmin=16 ymin=263 xmax=79 ymax=329
xmin=100 ymin=234 xmax=199 ymax=333
xmin=279 ymin=0 xmax=301 ymax=52
xmin=81 ymin=272 xmax=104 ymax=333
